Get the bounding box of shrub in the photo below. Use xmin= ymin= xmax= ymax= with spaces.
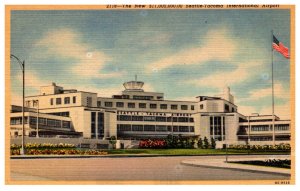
xmin=197 ymin=138 xmax=203 ymax=149
xmin=210 ymin=138 xmax=216 ymax=149
xmin=203 ymin=137 xmax=209 ymax=149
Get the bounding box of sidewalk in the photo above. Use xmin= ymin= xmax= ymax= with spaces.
xmin=181 ymin=155 xmax=291 ymax=175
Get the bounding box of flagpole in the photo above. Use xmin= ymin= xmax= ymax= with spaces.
xmin=271 ymin=30 xmax=275 ymax=146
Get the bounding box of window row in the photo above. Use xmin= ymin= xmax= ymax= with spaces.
xmin=117 ymin=115 xmax=194 ymax=122
xmin=10 ymin=117 xmax=71 ymax=128
xmin=251 ymin=125 xmax=269 ymax=131
xmin=117 ymin=124 xmax=194 ymax=132
xmin=50 ymin=96 xmax=76 ymax=106
xmin=102 ymin=101 xmax=194 ymax=110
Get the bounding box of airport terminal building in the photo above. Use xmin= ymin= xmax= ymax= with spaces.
xmin=10 ymin=80 xmax=291 ymax=145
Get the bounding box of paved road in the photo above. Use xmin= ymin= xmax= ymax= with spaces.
xmin=10 ymin=155 xmax=290 ymax=181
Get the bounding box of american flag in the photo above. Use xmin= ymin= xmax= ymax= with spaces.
xmin=273 ymin=35 xmax=290 ymax=59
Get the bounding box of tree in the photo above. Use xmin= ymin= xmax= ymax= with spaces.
xmin=197 ymin=137 xmax=203 ymax=149
xmin=210 ymin=138 xmax=216 ymax=149
xmin=109 ymin=136 xmax=117 ymax=149
xmin=203 ymin=136 xmax=209 ymax=149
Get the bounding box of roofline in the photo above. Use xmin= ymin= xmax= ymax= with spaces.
xmin=25 ymin=91 xmax=97 ymax=98
xmin=97 ymin=97 xmax=198 ymax=103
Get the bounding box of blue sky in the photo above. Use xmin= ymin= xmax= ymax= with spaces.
xmin=10 ymin=9 xmax=291 ymax=118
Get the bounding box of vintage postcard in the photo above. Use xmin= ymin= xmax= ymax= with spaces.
xmin=5 ymin=4 xmax=295 ymax=185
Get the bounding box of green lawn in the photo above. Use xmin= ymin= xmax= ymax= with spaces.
xmin=107 ymin=149 xmax=290 ymax=155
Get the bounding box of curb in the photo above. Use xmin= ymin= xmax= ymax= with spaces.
xmin=180 ymin=161 xmax=291 ymax=176
xmin=10 ymin=153 xmax=291 ymax=159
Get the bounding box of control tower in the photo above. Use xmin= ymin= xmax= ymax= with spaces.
xmin=123 ymin=75 xmax=144 ymax=92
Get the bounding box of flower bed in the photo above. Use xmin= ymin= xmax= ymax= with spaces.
xmin=229 ymin=159 xmax=291 ymax=169
xmin=139 ymin=139 xmax=167 ymax=149
xmin=10 ymin=143 xmax=108 ymax=155
xmin=11 ymin=143 xmax=76 ymax=149
xmin=228 ymin=143 xmax=291 ymax=151
xmin=11 ymin=148 xmax=108 ymax=155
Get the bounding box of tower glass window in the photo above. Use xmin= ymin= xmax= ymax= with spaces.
xmin=181 ymin=105 xmax=188 ymax=110
xmin=160 ymin=104 xmax=167 ymax=109
xmin=105 ymin=102 xmax=113 ymax=107
xmin=171 ymin=105 xmax=178 ymax=110
xmin=64 ymin=97 xmax=70 ymax=104
xmin=150 ymin=104 xmax=157 ymax=109
xmin=139 ymin=103 xmax=146 ymax=108
xmin=116 ymin=102 xmax=124 ymax=107
xmin=128 ymin=103 xmax=135 ymax=108
xmin=56 ymin=98 xmax=61 ymax=105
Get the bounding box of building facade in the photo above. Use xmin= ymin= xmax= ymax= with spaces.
xmin=10 ymin=81 xmax=291 ymax=145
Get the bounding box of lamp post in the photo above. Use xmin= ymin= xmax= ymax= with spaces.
xmin=10 ymin=54 xmax=25 ymax=155
xmin=247 ymin=113 xmax=259 ymax=154
xmin=34 ymin=100 xmax=39 ymax=138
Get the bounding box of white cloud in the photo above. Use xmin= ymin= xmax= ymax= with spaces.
xmin=16 ymin=70 xmax=50 ymax=91
xmin=240 ymin=82 xmax=289 ymax=102
xmin=35 ymin=28 xmax=123 ymax=79
xmin=186 ymin=61 xmax=262 ymax=89
xmin=141 ymin=33 xmax=172 ymax=46
xmin=238 ymin=102 xmax=291 ymax=120
xmin=145 ymin=27 xmax=237 ymax=72
xmin=11 ymin=92 xmax=22 ymax=106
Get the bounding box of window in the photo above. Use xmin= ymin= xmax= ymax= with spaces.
xmin=116 ymin=102 xmax=124 ymax=107
xmin=160 ymin=104 xmax=167 ymax=109
xmin=64 ymin=97 xmax=70 ymax=104
xmin=50 ymin=98 xmax=53 ymax=105
xmin=179 ymin=126 xmax=189 ymax=132
xmin=132 ymin=125 xmax=143 ymax=131
xmin=25 ymin=101 xmax=31 ymax=107
xmin=119 ymin=115 xmax=132 ymax=121
xmin=150 ymin=104 xmax=157 ymax=109
xmin=128 ymin=103 xmax=135 ymax=108
xmin=200 ymin=104 xmax=204 ymax=110
xmin=119 ymin=124 xmax=131 ymax=131
xmin=105 ymin=102 xmax=113 ymax=107
xmin=139 ymin=103 xmax=146 ymax=108
xmin=173 ymin=126 xmax=178 ymax=132
xmin=172 ymin=117 xmax=178 ymax=122
xmin=156 ymin=125 xmax=167 ymax=132
xmin=62 ymin=121 xmax=71 ymax=128
xmin=144 ymin=116 xmax=156 ymax=121
xmin=33 ymin=100 xmax=38 ymax=107
xmin=275 ymin=124 xmax=289 ymax=131
xmin=144 ymin=125 xmax=155 ymax=131
xmin=171 ymin=105 xmax=178 ymax=110
xmin=132 ymin=116 xmax=143 ymax=121
xmin=224 ymin=104 xmax=230 ymax=112
xmin=178 ymin=117 xmax=188 ymax=122
xmin=56 ymin=98 xmax=62 ymax=105
xmin=133 ymin=95 xmax=153 ymax=100
xmin=73 ymin=96 xmax=76 ymax=103
xmin=48 ymin=119 xmax=56 ymax=127
xmin=189 ymin=118 xmax=194 ymax=122
xmin=46 ymin=112 xmax=69 ymax=117
xmin=251 ymin=125 xmax=269 ymax=131
xmin=181 ymin=105 xmax=188 ymax=110
xmin=39 ymin=118 xmax=47 ymax=125
xmin=87 ymin=97 xmax=92 ymax=107
xmin=191 ymin=105 xmax=194 ymax=110
xmin=97 ymin=101 xmax=101 ymax=107
xmin=190 ymin=126 xmax=195 ymax=132
xmin=156 ymin=116 xmax=166 ymax=122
